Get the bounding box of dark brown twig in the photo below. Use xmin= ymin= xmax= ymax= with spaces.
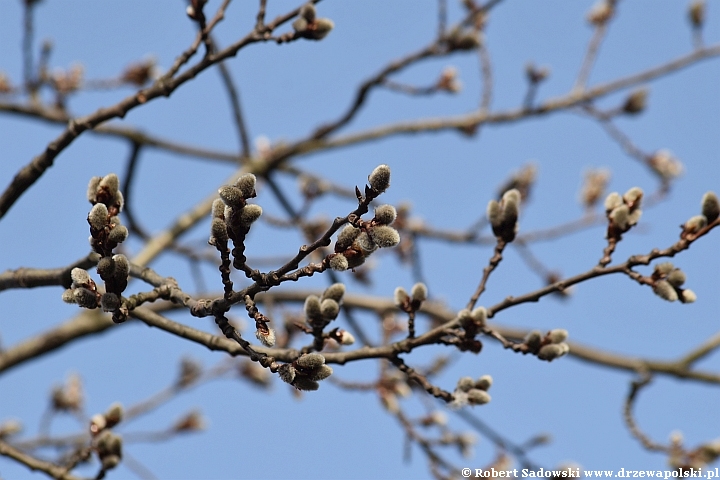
xmin=623 ymin=372 xmax=671 ymax=453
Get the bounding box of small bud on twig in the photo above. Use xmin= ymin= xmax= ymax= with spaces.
xmin=587 ymin=0 xmax=614 ymax=25
xmin=689 ymin=1 xmax=705 ymax=28
xmin=622 ymin=88 xmax=648 ymax=114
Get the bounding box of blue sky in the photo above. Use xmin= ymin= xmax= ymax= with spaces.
xmin=1 ymin=1 xmax=719 ymax=479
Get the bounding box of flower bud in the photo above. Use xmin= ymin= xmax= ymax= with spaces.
xmin=374 ymin=204 xmax=397 ymax=225
xmin=411 ymin=283 xmax=428 ymax=303
xmin=438 ymin=65 xmax=462 ymax=93
xmin=71 ymin=268 xmax=91 ymax=286
xmin=701 ymin=191 xmax=719 ymax=223
xmin=336 ymin=225 xmax=360 ymax=251
xmin=580 ymin=169 xmax=610 ymax=208
xmin=178 ymin=357 xmax=202 ymax=387
xmin=292 ymin=376 xmax=320 ymax=391
xmin=112 ymin=255 xmax=129 ymax=283
xmin=62 ymin=289 xmax=76 ymax=303
xmin=338 ymin=330 xmax=355 ymax=345
xmin=654 ymin=262 xmax=674 ymax=276
xmin=292 ymin=17 xmax=308 ymax=33
xmin=354 ymin=231 xmax=376 ymax=254
xmin=681 ymin=289 xmax=697 ymax=303
xmin=210 ymin=217 xmax=229 ymax=243
xmin=684 ymin=215 xmax=707 ymax=234
xmin=173 ymin=411 xmax=205 ymax=432
xmin=255 ymin=327 xmax=276 ymax=347
xmin=604 ymin=192 xmax=623 ymax=211
xmin=627 ymin=208 xmax=642 ymax=227
xmin=457 ymin=376 xmax=474 ymax=392
xmin=211 ymin=198 xmax=225 ymax=219
xmin=426 ymin=411 xmax=447 ymax=426
xmin=467 ymin=389 xmax=491 ymax=405
xmin=649 ymin=150 xmax=683 ymax=180
xmin=320 ymin=298 xmax=340 ymax=319
xmin=394 ymin=287 xmax=409 ymax=307
xmin=306 ymin=364 xmax=333 ymax=382
xmin=487 ymin=199 xmax=502 ymax=227
xmin=525 ymin=63 xmax=550 ymax=84
xmin=100 ymin=293 xmax=120 ymax=312
xmin=623 ymin=88 xmax=648 ymax=114
xmin=470 ymin=306 xmax=487 ymax=325
xmin=525 ymin=330 xmax=543 ymax=349
xmin=218 ymin=185 xmax=244 ymax=208
xmin=609 ymin=204 xmax=630 ymax=230
xmin=98 ymin=174 xmax=120 ymax=196
xmin=90 ymin=414 xmax=107 ymax=434
xmin=96 ymin=430 xmax=122 ymax=457
xmin=113 ymin=191 xmax=124 ymax=212
xmin=104 ymin=403 xmax=124 ymax=427
xmin=548 ymin=329 xmax=568 ymax=344
xmin=299 ymin=4 xmax=316 ymax=22
xmin=666 ymin=269 xmax=686 ymax=288
xmin=502 ymin=189 xmax=521 ymax=215
xmin=452 ymin=32 xmax=480 ymax=50
xmin=587 ymin=0 xmax=613 ymax=25
xmin=235 ymin=173 xmax=257 ymax=198
xmin=368 ymin=164 xmax=391 ymax=194
xmin=296 ymin=353 xmax=325 ymax=369
xmin=322 ymin=283 xmax=345 ymax=302
xmin=457 ymin=308 xmax=474 ymax=329
xmin=490 ymin=189 xmax=521 ymax=242
xmin=108 ymin=225 xmax=128 ymax=244
xmin=96 ymin=257 xmax=115 ymax=278
xmin=308 ymin=18 xmax=334 ymax=40
xmin=474 ymin=375 xmax=492 ymax=391
xmin=88 ymin=203 xmax=108 ymax=230
xmin=239 ymin=204 xmax=262 ymax=227
xmin=87 ymin=176 xmax=101 ymax=203
xmin=278 ymin=364 xmax=296 ymax=384
xmin=329 ymin=253 xmax=349 ymax=271
xmin=653 ymin=280 xmax=678 ymax=302
xmin=537 ymin=343 xmax=566 ymax=361
xmin=73 ymin=288 xmax=98 ymax=308
xmin=689 ymin=1 xmax=705 ymax=28
xmin=304 ymin=295 xmax=322 ymax=320
xmin=623 ymin=187 xmax=643 ymax=209
xmin=369 ymin=225 xmax=400 ymax=248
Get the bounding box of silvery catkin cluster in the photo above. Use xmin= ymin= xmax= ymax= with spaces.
xmin=604 ymin=187 xmax=643 ymax=240
xmin=329 ymin=165 xmax=401 ymax=271
xmin=63 ymin=174 xmax=131 ymax=323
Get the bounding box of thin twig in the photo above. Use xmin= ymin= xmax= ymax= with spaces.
xmin=264 ymin=43 xmax=720 ymax=169
xmin=466 ymin=239 xmax=505 ymax=311
xmin=0 ymin=0 xmax=307 ymax=219
xmin=623 ymin=372 xmax=671 ymax=453
xmin=574 ymin=23 xmax=609 ymax=92
xmin=453 ymin=409 xmax=541 ymax=470
xmin=477 ymin=41 xmax=493 ymax=112
xmin=255 ymin=0 xmax=268 ymax=32
xmin=211 ymin=36 xmax=251 ymax=159
xmin=22 ymin=2 xmax=35 ymax=93
xmin=0 ymin=438 xmax=82 ymax=480
xmin=121 ymin=142 xmax=149 ymax=239
xmin=437 ymin=0 xmax=447 ymax=40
